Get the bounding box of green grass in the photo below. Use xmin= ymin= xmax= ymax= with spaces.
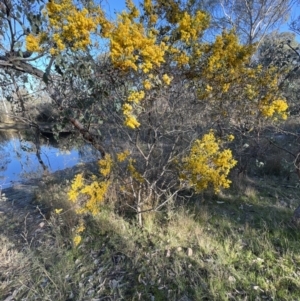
xmin=1 ymin=175 xmax=300 ymax=300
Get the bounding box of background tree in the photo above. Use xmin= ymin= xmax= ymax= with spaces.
xmin=190 ymin=0 xmax=294 ymax=44
xmin=258 ymin=32 xmax=300 ymax=114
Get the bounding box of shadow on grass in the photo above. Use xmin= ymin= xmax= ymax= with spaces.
xmin=187 ymin=175 xmax=300 ymax=254
xmin=2 ymin=173 xmax=300 ymax=301
xmin=0 ymin=183 xmax=44 ymax=243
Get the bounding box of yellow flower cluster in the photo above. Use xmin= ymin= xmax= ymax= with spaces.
xmin=222 ymin=83 xmax=231 ymax=93
xmin=162 ymin=74 xmax=172 ymax=85
xmin=144 ymin=0 xmax=153 ymax=14
xmin=68 ymin=173 xmax=84 ymax=202
xmin=205 ymin=84 xmax=213 ymax=92
xmin=25 ymin=33 xmax=47 ymax=52
xmin=73 ymin=235 xmax=82 ymax=246
xmin=73 ymin=220 xmax=86 ymax=247
xmin=261 ymin=99 xmax=288 ymax=120
xmin=98 ymin=154 xmax=113 ymax=177
xmin=169 ymin=47 xmax=190 ymax=66
xmin=143 ymin=0 xmax=158 ymax=24
xmin=46 ymin=0 xmax=99 ymax=53
xmin=127 ymin=90 xmax=145 ymax=103
xmin=227 ymin=134 xmax=235 ymax=142
xmin=122 ymin=103 xmax=141 ymax=129
xmin=181 ymin=131 xmax=237 ymax=193
xmin=126 ymin=0 xmax=140 ymax=19
xmin=123 ymin=90 xmax=146 ymax=129
xmin=97 ymin=10 xmax=114 ymax=38
xmin=26 ymin=0 xmax=103 ymax=54
xmin=68 ymin=176 xmax=110 ymax=215
xmin=80 ymin=180 xmax=111 ymax=215
xmin=143 ymin=80 xmax=152 ymax=90
xmin=188 ymin=31 xmax=288 ymax=124
xmin=204 ymin=31 xmax=253 ymax=74
xmin=55 ymin=208 xmax=63 ymax=214
xmin=178 ymin=11 xmax=210 ymax=44
xmin=109 ymin=5 xmax=167 ymax=72
xmin=155 ymin=0 xmax=182 ymax=24
xmin=117 ymin=150 xmax=130 ymax=162
xmin=245 ymin=84 xmax=257 ymax=100
xmin=122 ymin=72 xmax=172 ymax=129
xmin=159 ymin=9 xmax=209 ymax=66
xmin=116 ymin=151 xmax=144 ymax=182
xmin=68 ymin=158 xmax=112 ymax=216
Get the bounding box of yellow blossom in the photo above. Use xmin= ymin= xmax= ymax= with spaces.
xmin=143 ymin=80 xmax=152 ymax=90
xmin=162 ymin=74 xmax=172 ymax=85
xmin=99 ymin=154 xmax=113 ymax=177
xmin=127 ymin=90 xmax=145 ymax=103
xmin=117 ymin=150 xmax=130 ymax=162
xmin=123 ymin=103 xmax=133 ymax=114
xmin=76 ymin=221 xmax=85 ymax=233
xmin=176 ymin=52 xmax=190 ymax=66
xmin=73 ymin=235 xmax=82 ymax=246
xmin=109 ymin=9 xmax=167 ymax=72
xmin=124 ymin=115 xmax=141 ymax=129
xmin=80 ymin=180 xmax=111 ymax=215
xmin=260 ymin=98 xmax=288 ymax=119
xmin=178 ymin=11 xmax=210 ymax=44
xmin=181 ymin=131 xmax=237 ymax=193
xmin=68 ymin=171 xmax=111 ymax=216
xmin=205 ymin=85 xmax=213 ymax=92
xmin=68 ymin=173 xmax=84 ymax=202
xmin=227 ymin=134 xmax=235 ymax=142
xmin=222 ymin=83 xmax=230 ymax=93
xmin=26 ymin=33 xmax=46 ymax=52
xmin=26 ymin=0 xmax=101 ymax=54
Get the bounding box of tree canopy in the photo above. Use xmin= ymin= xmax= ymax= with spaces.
xmin=0 ymin=0 xmax=298 ymax=223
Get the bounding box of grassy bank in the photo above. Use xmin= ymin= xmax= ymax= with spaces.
xmin=1 ymin=175 xmax=300 ymax=301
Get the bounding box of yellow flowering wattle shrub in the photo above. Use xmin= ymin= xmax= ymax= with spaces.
xmin=122 ymin=103 xmax=141 ymax=129
xmin=28 ymin=0 xmax=290 ymax=216
xmin=181 ymin=131 xmax=237 ymax=193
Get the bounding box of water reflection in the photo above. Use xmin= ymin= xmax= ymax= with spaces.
xmin=0 ymin=128 xmax=97 ymax=188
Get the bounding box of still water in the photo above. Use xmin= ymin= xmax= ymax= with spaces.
xmin=0 ymin=129 xmax=97 ymax=189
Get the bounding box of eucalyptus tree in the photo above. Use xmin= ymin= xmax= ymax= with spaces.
xmin=190 ymin=0 xmax=294 ymax=45
xmin=257 ymin=32 xmax=300 ymax=113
